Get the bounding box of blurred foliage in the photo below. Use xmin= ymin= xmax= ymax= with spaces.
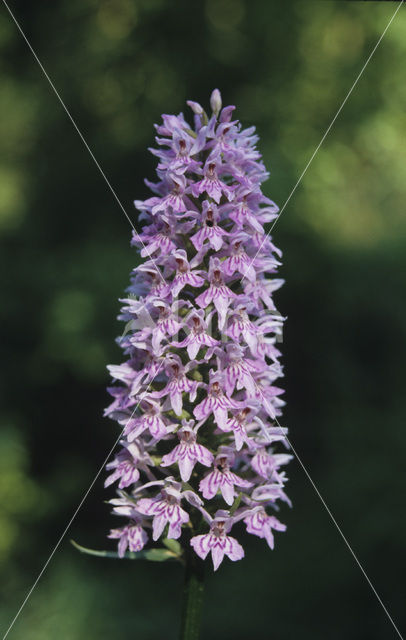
xmin=0 ymin=1 xmax=405 ymax=639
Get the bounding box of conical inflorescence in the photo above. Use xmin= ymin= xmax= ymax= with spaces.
xmin=104 ymin=89 xmax=291 ymax=571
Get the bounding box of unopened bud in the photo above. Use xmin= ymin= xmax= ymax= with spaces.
xmin=186 ymin=100 xmax=203 ymax=115
xmin=210 ymin=88 xmax=222 ymax=116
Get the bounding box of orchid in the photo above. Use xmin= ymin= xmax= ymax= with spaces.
xmin=102 ymin=89 xmax=290 ymax=570
xmin=75 ymin=89 xmax=292 ymax=638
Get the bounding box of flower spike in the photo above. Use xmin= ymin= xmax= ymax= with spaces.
xmin=104 ymin=90 xmax=290 ymax=570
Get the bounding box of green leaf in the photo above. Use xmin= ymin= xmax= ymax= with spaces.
xmin=162 ymin=538 xmax=182 ymax=554
xmin=70 ymin=540 xmax=180 ymax=562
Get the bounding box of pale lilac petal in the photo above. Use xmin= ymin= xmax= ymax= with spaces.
xmin=268 ymin=516 xmax=287 ymax=532
xmin=167 ymin=506 xmax=189 ymax=538
xmin=187 ymin=339 xmax=200 ymax=360
xmin=213 ymin=295 xmax=230 ymax=330
xmin=193 ymin=397 xmax=212 ymax=421
xmin=196 ymin=288 xmax=214 ymax=309
xmin=160 ymin=446 xmax=180 ymax=469
xmin=210 ymin=232 xmax=224 ymax=251
xmin=263 ymin=528 xmax=275 ymax=549
xmin=128 ymin=525 xmax=148 ymax=552
xmin=190 ymin=534 xmax=211 ymax=560
xmin=194 ymin=444 xmax=214 ymax=467
xmin=136 ymin=498 xmax=156 ymax=516
xmin=152 ymin=515 xmax=167 ymax=541
xmin=171 ymin=390 xmax=183 ymax=416
xmin=211 ymin=542 xmax=226 ymax=571
xmin=199 ymin=472 xmax=219 ymax=500
xmin=212 ymin=405 xmax=228 ymax=430
xmin=178 ymin=455 xmax=196 ymax=482
xmin=118 ymin=535 xmax=128 ymax=558
xmin=220 ymin=479 xmax=235 ymax=506
xmin=224 ymin=536 xmax=244 ymax=562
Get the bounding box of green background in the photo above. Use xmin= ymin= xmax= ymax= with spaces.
xmin=0 ymin=1 xmax=405 ymax=638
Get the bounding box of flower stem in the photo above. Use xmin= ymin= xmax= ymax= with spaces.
xmin=180 ymin=549 xmax=205 ymax=640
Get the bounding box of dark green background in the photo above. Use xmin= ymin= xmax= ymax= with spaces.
xmin=0 ymin=1 xmax=405 ymax=638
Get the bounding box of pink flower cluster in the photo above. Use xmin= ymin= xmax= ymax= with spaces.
xmin=105 ymin=90 xmax=291 ymax=570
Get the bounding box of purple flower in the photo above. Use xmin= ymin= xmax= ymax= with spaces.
xmin=136 ymin=481 xmax=198 ymax=540
xmin=195 ymin=257 xmax=236 ymax=330
xmin=191 ymin=157 xmax=233 ymax=204
xmin=173 ymin=309 xmax=219 ymax=359
xmin=244 ymin=509 xmax=286 ymax=549
xmin=122 ymin=399 xmax=170 ymax=441
xmin=105 ymin=441 xmax=151 ymax=489
xmin=104 ymin=90 xmax=291 ymax=567
xmin=251 ymin=448 xmax=292 ymax=479
xmin=151 ymin=356 xmax=200 ymax=416
xmin=190 ymin=512 xmax=244 ymax=571
xmin=222 ymin=407 xmax=254 ymax=451
xmin=160 ymin=424 xmax=213 ymax=482
xmin=169 ymin=250 xmax=205 ymax=297
xmin=108 ymin=523 xmax=148 ymax=557
xmin=199 ymin=451 xmax=252 ymax=505
xmin=193 ymin=371 xmax=241 ymax=430
xmin=190 ymin=202 xmax=228 ymax=252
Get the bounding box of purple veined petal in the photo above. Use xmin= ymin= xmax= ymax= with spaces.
xmin=108 ymin=527 xmax=122 ymax=540
xmin=210 ymin=540 xmax=226 ymax=571
xmin=226 ymin=320 xmax=241 ymax=342
xmin=167 ymin=520 xmax=182 ymax=539
xmin=195 ymin=287 xmax=214 ymax=310
xmin=190 ymin=534 xmax=211 ymax=560
xmin=187 ymin=338 xmax=201 ymax=360
xmin=201 ymin=333 xmax=220 ymax=348
xmin=148 ymin=417 xmax=168 ymax=439
xmin=119 ymin=464 xmax=140 ymax=489
xmin=167 ymin=505 xmax=189 ymax=538
xmin=104 ymin=468 xmax=121 ymax=488
xmin=199 ymin=471 xmax=219 ymax=500
xmin=213 ymin=294 xmax=230 ymax=330
xmin=212 ymin=404 xmax=228 ymax=430
xmin=190 ymin=229 xmax=205 ymax=251
xmin=209 ymin=231 xmax=225 ymax=252
xmin=189 ymin=380 xmax=199 ymax=403
xmin=128 ymin=525 xmax=148 ymax=552
xmin=152 ymin=514 xmax=167 ymax=541
xmin=193 ymin=396 xmax=213 ymax=421
xmin=224 ymin=535 xmax=245 ymax=562
xmin=229 ymin=472 xmax=253 ymax=490
xmin=160 ymin=446 xmax=181 ymax=469
xmin=170 ymin=390 xmax=183 ymax=416
xmin=151 ymin=327 xmax=166 ymax=352
xmin=241 ymin=261 xmax=256 ymax=283
xmin=220 ymin=477 xmax=235 ymax=506
xmin=243 ymin=328 xmax=258 ymax=354
xmin=187 ymin=273 xmax=205 ymax=288
xmin=178 ymin=453 xmax=196 ymax=482
xmin=135 ymin=497 xmax=157 ymax=516
xmin=194 ymin=444 xmax=214 ymax=468
xmin=244 ymin=511 xmax=263 ymax=537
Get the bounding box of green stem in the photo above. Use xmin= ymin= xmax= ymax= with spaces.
xmin=179 ymin=550 xmax=205 ymax=640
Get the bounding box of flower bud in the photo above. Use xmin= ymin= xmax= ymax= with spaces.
xmin=210 ymin=88 xmax=222 ymax=116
